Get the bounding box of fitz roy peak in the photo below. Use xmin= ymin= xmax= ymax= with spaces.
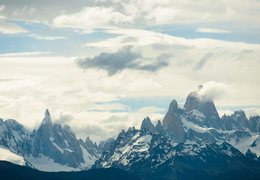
xmin=0 ymin=85 xmax=260 ymax=179
xmin=93 ymin=86 xmax=260 ymax=179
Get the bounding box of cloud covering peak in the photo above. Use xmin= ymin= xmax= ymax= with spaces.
xmin=197 ymin=81 xmax=232 ymax=102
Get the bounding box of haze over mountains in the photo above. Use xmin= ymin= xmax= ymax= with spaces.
xmin=0 ymin=85 xmax=260 ymax=179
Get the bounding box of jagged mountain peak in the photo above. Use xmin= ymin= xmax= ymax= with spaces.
xmin=118 ymin=129 xmax=126 ymax=138
xmin=233 ymin=110 xmax=246 ymax=118
xmin=169 ymin=99 xmax=179 ymax=111
xmin=40 ymin=109 xmax=52 ymax=126
xmin=183 ymin=86 xmax=218 ymax=115
xmin=155 ymin=120 xmax=163 ymax=129
xmin=183 ymin=86 xmax=222 ymax=129
xmin=85 ymin=136 xmax=94 ymax=146
xmin=4 ymin=119 xmax=24 ymax=129
xmin=163 ymin=99 xmax=185 ymax=141
xmin=85 ymin=136 xmax=91 ymax=142
xmin=198 ymin=84 xmax=203 ymax=89
xmin=184 ymin=85 xmax=212 ymax=105
xmin=45 ymin=109 xmax=50 ymax=117
xmin=141 ymin=116 xmax=156 ymax=134
xmin=183 ymin=90 xmax=200 ymax=113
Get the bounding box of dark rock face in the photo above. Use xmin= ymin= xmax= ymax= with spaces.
xmin=162 ymin=100 xmax=186 ymax=141
xmin=183 ymin=90 xmax=222 ymax=130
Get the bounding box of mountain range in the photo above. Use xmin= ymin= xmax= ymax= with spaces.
xmin=0 ymin=109 xmax=112 ymax=171
xmin=0 ymin=85 xmax=260 ymax=179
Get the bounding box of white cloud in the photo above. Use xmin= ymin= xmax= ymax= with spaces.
xmin=73 ymin=29 xmax=94 ymax=34
xmin=13 ymin=5 xmax=38 ymax=16
xmin=84 ymin=28 xmax=184 ymax=51
xmin=0 ymin=0 xmax=258 ymax=32
xmin=53 ymin=7 xmax=133 ymax=29
xmin=89 ymin=103 xmax=128 ymax=111
xmin=49 ymin=0 xmax=260 ymax=31
xmin=197 ymin=28 xmax=231 ymax=33
xmin=197 ymin=81 xmax=233 ymax=102
xmin=0 ymin=52 xmax=50 ymax=57
xmin=138 ymin=106 xmax=165 ymax=114
xmin=29 ymin=34 xmax=67 ymax=40
xmin=0 ymin=20 xmax=27 ymax=34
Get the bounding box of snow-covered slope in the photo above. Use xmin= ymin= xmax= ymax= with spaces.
xmin=25 ymin=154 xmax=79 ymax=172
xmin=0 ymin=147 xmax=25 ymax=166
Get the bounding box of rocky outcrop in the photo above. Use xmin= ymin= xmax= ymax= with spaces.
xmin=162 ymin=100 xmax=185 ymax=141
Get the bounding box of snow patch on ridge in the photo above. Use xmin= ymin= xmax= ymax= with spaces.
xmin=102 ymin=133 xmax=153 ymax=168
xmin=181 ymin=116 xmax=213 ymax=133
xmin=132 ymin=134 xmax=152 ymax=152
xmin=52 ymin=142 xmax=64 ymax=154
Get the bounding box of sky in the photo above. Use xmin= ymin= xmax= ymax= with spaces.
xmin=0 ymin=0 xmax=260 ymax=142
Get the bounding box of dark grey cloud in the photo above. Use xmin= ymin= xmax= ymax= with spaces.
xmin=75 ymin=46 xmax=169 ymax=76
